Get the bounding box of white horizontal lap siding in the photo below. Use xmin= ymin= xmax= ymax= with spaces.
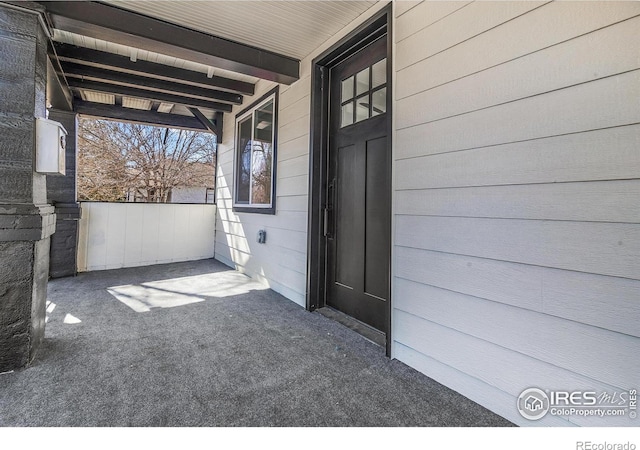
xmin=392 ymin=1 xmax=640 ymax=427
xmin=214 ymin=77 xmax=311 ymax=306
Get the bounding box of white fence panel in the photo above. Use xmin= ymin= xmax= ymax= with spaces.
xmin=77 ymin=202 xmax=216 ymax=272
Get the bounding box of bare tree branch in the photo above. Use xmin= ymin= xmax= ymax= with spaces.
xmin=78 ymin=118 xmax=216 ymax=203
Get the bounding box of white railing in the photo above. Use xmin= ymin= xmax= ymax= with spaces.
xmin=77 ymin=202 xmax=216 ymax=272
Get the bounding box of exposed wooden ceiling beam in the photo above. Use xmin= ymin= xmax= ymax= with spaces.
xmin=74 ymin=100 xmax=209 ymax=132
xmin=42 ymin=1 xmax=300 ymax=84
xmin=67 ymin=78 xmax=233 ymax=113
xmin=189 ymin=107 xmax=220 ymax=137
xmin=53 ymin=43 xmax=255 ymax=95
xmin=60 ymin=61 xmax=243 ymax=105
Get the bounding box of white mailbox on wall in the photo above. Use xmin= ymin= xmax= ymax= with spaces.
xmin=36 ymin=117 xmax=67 ymax=175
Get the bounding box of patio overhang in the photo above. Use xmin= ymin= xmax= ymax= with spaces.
xmin=41 ymin=1 xmax=300 ymax=84
xmin=23 ymin=0 xmax=377 ymax=134
xmin=34 ymin=0 xmax=304 ymax=134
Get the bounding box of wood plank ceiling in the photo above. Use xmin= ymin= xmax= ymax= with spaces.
xmin=39 ymin=1 xmax=378 ymax=134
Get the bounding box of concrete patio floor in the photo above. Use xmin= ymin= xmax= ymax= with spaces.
xmin=0 ymin=259 xmax=513 ymax=427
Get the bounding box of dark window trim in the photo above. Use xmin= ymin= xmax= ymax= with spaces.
xmin=232 ymin=86 xmax=279 ymax=215
xmin=306 ymin=4 xmax=393 ymax=357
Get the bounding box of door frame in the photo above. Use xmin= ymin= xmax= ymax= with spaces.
xmin=306 ymin=4 xmax=393 ymax=356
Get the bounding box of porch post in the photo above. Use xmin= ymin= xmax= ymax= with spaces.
xmin=0 ymin=4 xmax=56 ymax=371
xmin=47 ymin=109 xmax=80 ymax=278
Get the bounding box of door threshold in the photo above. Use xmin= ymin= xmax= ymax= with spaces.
xmin=316 ymin=306 xmax=386 ymax=348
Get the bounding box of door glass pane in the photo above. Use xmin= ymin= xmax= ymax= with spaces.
xmin=371 ymin=59 xmax=386 ymax=88
xmin=341 ymin=101 xmax=354 ymax=127
xmin=355 ymin=96 xmax=369 ymax=122
xmin=235 ymin=117 xmax=252 ymax=203
xmin=356 ymin=68 xmax=369 ymax=96
xmin=341 ymin=76 xmax=354 ymax=102
xmin=251 ymin=100 xmax=274 ymax=204
xmin=371 ymin=87 xmax=386 ymax=117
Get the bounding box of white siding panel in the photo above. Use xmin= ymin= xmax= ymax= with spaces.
xmin=260 ymin=226 xmax=307 ymax=254
xmin=123 ymin=203 xmax=144 ymax=266
xmin=184 ymin=205 xmax=202 ymax=259
xmin=397 ymin=17 xmax=640 ymax=128
xmin=279 ymin=134 xmax=310 ymax=162
xmin=280 ymin=75 xmax=311 ymax=108
xmin=140 ymin=204 xmax=161 ymax=264
xmin=396 ymin=1 xmax=545 ymax=70
xmin=396 ymin=2 xmax=640 ymax=99
xmin=219 ymin=235 xmax=306 ymax=277
xmin=85 ymin=202 xmax=107 ymax=270
xmin=395 ymin=125 xmax=640 ymax=189
xmin=394 ymin=284 xmax=639 ymax=391
xmin=278 ymin=174 xmax=308 ymax=198
xmin=104 ymin=203 xmax=127 ymax=269
xmin=279 ymin=115 xmax=310 ymax=145
xmin=395 ymin=247 xmax=640 ymax=338
xmin=156 ymin=203 xmax=176 ymax=263
xmin=215 ymin=226 xmax=251 ymax=255
xmin=395 ymin=246 xmax=543 ymax=312
xmin=171 ymin=204 xmax=191 ymax=262
xmin=393 ymin=343 xmax=573 ymax=427
xmin=395 ymin=1 xmax=471 ymax=43
xmin=278 ymin=154 xmax=309 ymax=180
xmin=213 ymin=240 xmax=250 ymax=268
xmin=224 ymin=210 xmax=307 ymax=233
xmin=214 ymin=239 xmax=306 ymax=306
xmin=216 ymin=76 xmax=309 ymax=310
xmin=396 ymin=216 xmax=640 ymax=280
xmin=78 ymin=203 xmax=216 ymax=271
xmin=396 ymin=70 xmax=640 ymax=160
xmin=396 ymin=180 xmax=640 ymax=224
xmin=392 ymin=1 xmax=640 ymax=428
xmin=76 ymin=203 xmax=89 ymax=272
xmin=542 ymin=269 xmax=640 ymax=338
xmin=393 ymin=312 xmax=634 ymax=427
xmin=394 ymin=1 xmax=422 ymax=18
xmin=277 ymin=195 xmax=308 ymax=213
xmin=279 ymin=96 xmax=310 ymax=128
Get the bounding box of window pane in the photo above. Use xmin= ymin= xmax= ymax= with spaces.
xmin=372 ymin=59 xmax=386 ymax=88
xmin=371 ymin=87 xmax=386 ymax=117
xmin=235 ymin=117 xmax=252 ymax=203
xmin=356 ymin=68 xmax=369 ymax=96
xmin=254 ymin=99 xmax=273 ymax=143
xmin=355 ymin=96 xmax=369 ymax=122
xmin=251 ymin=100 xmax=274 ymax=205
xmin=341 ymin=76 xmax=354 ymax=102
xmin=341 ymin=101 xmax=354 ymax=127
xmin=251 ymin=141 xmax=272 ymax=205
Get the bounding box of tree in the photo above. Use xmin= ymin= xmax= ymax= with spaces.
xmin=77 ymin=119 xmax=216 ymax=203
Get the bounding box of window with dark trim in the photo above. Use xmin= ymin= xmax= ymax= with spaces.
xmin=233 ymin=86 xmax=278 ymax=214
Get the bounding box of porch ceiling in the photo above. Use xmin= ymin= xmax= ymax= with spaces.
xmin=103 ymin=0 xmax=379 ymax=60
xmin=38 ymin=0 xmax=379 ymax=133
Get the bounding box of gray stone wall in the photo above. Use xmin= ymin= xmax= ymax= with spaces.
xmin=47 ymin=110 xmax=80 ymax=278
xmin=0 ymin=240 xmax=34 ymax=369
xmin=0 ymin=4 xmax=55 ymax=372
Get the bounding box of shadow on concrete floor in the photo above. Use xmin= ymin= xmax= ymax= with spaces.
xmin=0 ymin=258 xmax=513 ymax=427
